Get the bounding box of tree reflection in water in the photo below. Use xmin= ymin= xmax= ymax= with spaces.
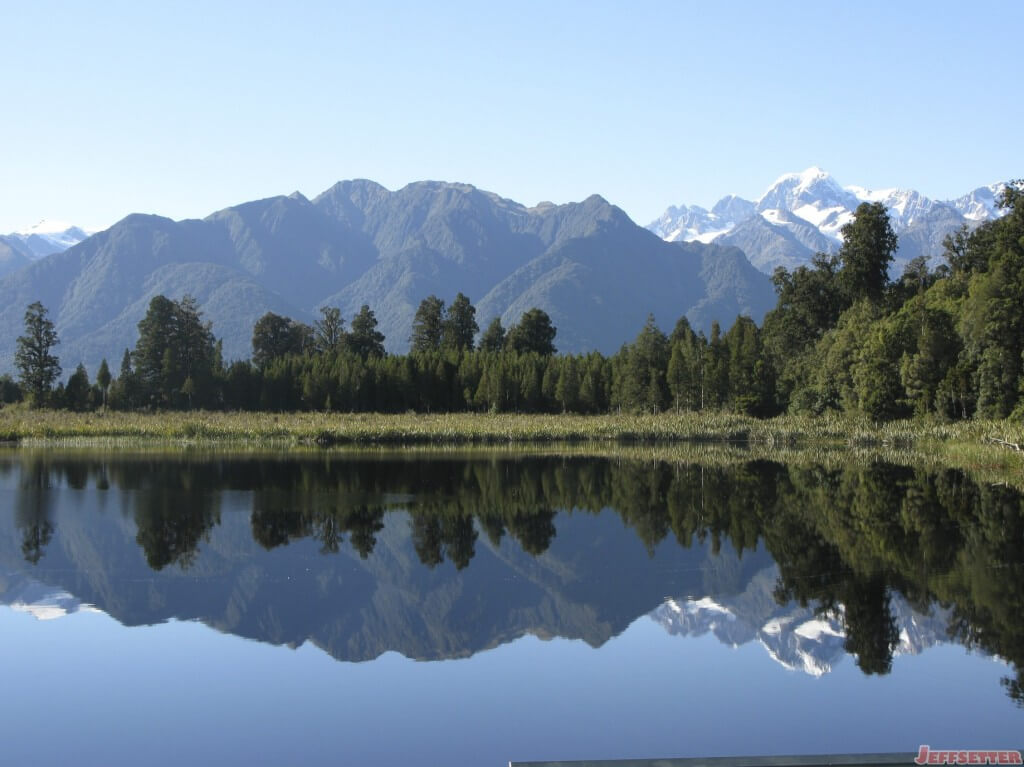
xmin=4 ymin=451 xmax=1023 ymax=702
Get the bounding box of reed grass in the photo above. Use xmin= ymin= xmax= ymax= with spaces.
xmin=0 ymin=406 xmax=1021 ymax=453
xmin=3 ymin=407 xmax=1022 ymax=488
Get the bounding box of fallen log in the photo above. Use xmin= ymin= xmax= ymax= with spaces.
xmin=985 ymin=436 xmax=1023 ymax=451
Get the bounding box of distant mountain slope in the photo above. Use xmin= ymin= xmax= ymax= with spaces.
xmin=0 ymin=181 xmax=776 ymax=373
xmin=650 ymin=168 xmax=1009 ymax=275
xmin=4 ymin=220 xmax=90 ymax=259
xmin=0 ymin=237 xmax=34 ymax=278
xmin=718 ymin=211 xmax=832 ymax=274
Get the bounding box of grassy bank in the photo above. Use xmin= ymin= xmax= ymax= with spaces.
xmin=2 ymin=407 xmax=1023 ymax=489
xmin=1 ymin=406 xmax=1022 ymax=451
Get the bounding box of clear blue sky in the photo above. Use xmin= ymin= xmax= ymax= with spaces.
xmin=2 ymin=0 xmax=1020 ymax=232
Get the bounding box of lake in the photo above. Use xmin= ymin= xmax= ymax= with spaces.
xmin=0 ymin=449 xmax=1021 ymax=766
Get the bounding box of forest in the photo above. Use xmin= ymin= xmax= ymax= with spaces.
xmin=4 ymin=180 xmax=1022 ymax=422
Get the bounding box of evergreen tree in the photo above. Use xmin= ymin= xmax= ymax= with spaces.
xmin=837 ymin=202 xmax=898 ymax=304
xmin=899 ymin=303 xmax=960 ymax=417
xmin=667 ymin=317 xmax=703 ymax=410
xmin=462 ymin=360 xmax=482 ymax=410
xmin=506 ymin=308 xmax=557 ymax=356
xmin=578 ymin=369 xmax=599 ymax=413
xmin=348 ymin=304 xmax=386 ymax=359
xmin=616 ymin=314 xmax=669 ymax=412
xmin=518 ymin=356 xmax=542 ymax=411
xmin=555 ymin=356 xmax=580 ymax=412
xmin=314 ymin=306 xmax=346 ymax=355
xmin=959 ymin=181 xmax=1024 ymax=417
xmin=724 ymin=316 xmax=771 ymax=415
xmin=792 ymin=300 xmax=879 ymax=415
xmin=0 ymin=374 xmax=22 ymax=405
xmin=223 ymin=360 xmax=261 ymax=411
xmin=15 ymin=301 xmax=61 ymax=408
xmin=761 ymin=255 xmax=845 ymax=411
xmin=666 ymin=343 xmax=687 ymax=411
xmin=252 ymin=312 xmax=312 ymax=368
xmin=109 ymin=348 xmax=139 ymax=410
xmin=173 ymin=295 xmax=220 ymax=408
xmin=942 ymin=224 xmax=977 ymax=276
xmin=479 ymin=317 xmax=506 ymax=352
xmin=892 ymin=256 xmax=938 ymax=305
xmin=133 ymin=295 xmax=218 ymax=409
xmin=64 ymin=363 xmax=92 ymax=412
xmin=703 ymin=321 xmax=728 ymax=409
xmin=133 ymin=295 xmax=178 ymax=407
xmin=853 ymin=321 xmax=911 ymax=420
xmin=442 ymin=292 xmax=478 ymax=351
xmin=410 ymin=295 xmax=445 ymax=353
xmin=96 ymin=359 xmax=111 ymax=409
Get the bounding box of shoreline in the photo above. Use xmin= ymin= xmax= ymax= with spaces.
xmin=0 ymin=408 xmax=1019 ymax=445
xmin=0 ymin=410 xmax=1021 ymax=478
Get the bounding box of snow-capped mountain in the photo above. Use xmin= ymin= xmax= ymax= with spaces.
xmin=845 ymin=185 xmax=940 ymax=230
xmin=650 ymin=564 xmax=955 ymax=677
xmin=756 ymin=167 xmax=862 ymax=240
xmin=648 ymin=195 xmax=756 ymax=243
xmin=649 ymin=169 xmax=1010 ymax=275
xmin=648 ymin=204 xmax=730 ymax=243
xmin=950 ymin=183 xmax=1008 ymax=222
xmin=0 ymin=570 xmax=100 ymax=621
xmin=4 ymin=219 xmax=91 ymax=260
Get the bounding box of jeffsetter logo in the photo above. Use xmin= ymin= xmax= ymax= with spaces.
xmin=915 ymin=747 xmax=1023 ymax=765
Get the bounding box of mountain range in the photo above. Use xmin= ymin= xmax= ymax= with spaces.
xmin=0 ymin=482 xmax=774 ymax=664
xmin=0 ymin=220 xmax=90 ymax=278
xmin=0 ymin=529 xmax=956 ymax=677
xmin=647 ymin=167 xmax=1008 ymax=275
xmin=2 ymin=170 xmax=1008 ymax=376
xmin=0 ymin=182 xmax=774 ymax=374
xmin=0 ymin=452 xmax=1008 ymax=680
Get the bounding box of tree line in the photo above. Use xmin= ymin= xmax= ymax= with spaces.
xmin=5 ymin=179 xmax=1022 ymax=420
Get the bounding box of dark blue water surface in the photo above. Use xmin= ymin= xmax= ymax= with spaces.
xmin=0 ymin=450 xmax=1020 ymax=766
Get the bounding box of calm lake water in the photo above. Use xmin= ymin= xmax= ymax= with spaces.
xmin=0 ymin=449 xmax=1021 ymax=766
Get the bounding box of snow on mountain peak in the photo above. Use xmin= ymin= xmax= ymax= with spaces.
xmin=760 ymin=167 xmax=844 ymax=201
xmin=2 ymin=572 xmax=101 ymax=621
xmin=750 ymin=168 xmax=864 ymax=242
xmin=650 ymin=565 xmax=958 ymax=678
xmin=843 ymin=185 xmax=938 ymax=229
xmin=777 ymin=166 xmax=831 ymax=191
xmin=16 ymin=218 xmax=81 ymax=236
xmin=951 ymin=183 xmax=1008 ymax=222
xmin=648 ymin=201 xmax=738 ymax=243
xmin=5 ymin=220 xmax=91 ymax=259
xmin=647 ymin=170 xmax=1011 ymax=275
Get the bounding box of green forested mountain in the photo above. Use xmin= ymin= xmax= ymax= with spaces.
xmin=2 ymin=182 xmax=1019 ymax=421
xmin=0 ymin=181 xmax=777 ymax=373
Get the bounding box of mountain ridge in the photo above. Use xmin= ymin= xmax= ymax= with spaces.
xmin=648 ymin=169 xmax=1009 ymax=275
xmin=0 ymin=180 xmax=776 ymax=374
xmin=2 ymin=220 xmax=90 ymax=261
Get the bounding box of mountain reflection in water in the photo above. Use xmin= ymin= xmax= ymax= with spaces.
xmin=0 ymin=451 xmax=1021 ymax=703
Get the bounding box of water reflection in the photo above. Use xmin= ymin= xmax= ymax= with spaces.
xmin=0 ymin=451 xmax=1022 ymax=703
xmin=14 ymin=459 xmax=54 ymax=565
